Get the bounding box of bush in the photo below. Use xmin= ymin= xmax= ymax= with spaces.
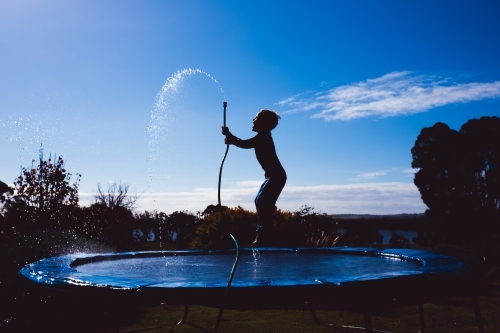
xmin=189 ymin=205 xmax=343 ymax=249
xmin=486 ymin=266 xmax=500 ymax=281
xmin=190 ymin=206 xmax=257 ymax=249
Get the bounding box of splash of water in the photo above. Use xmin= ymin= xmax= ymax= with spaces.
xmin=147 ymin=68 xmax=226 ymax=246
xmin=155 ymin=68 xmax=225 ymax=108
xmin=147 ymin=68 xmax=225 ymax=163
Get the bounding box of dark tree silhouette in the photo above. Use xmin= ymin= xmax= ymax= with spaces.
xmin=133 ymin=210 xmax=165 ymax=242
xmin=0 ymin=180 xmax=14 ymax=230
xmin=3 ymin=147 xmax=80 ymax=235
xmin=94 ymin=182 xmax=139 ymax=211
xmin=164 ymin=211 xmax=200 ymax=247
xmin=460 ymin=117 xmax=500 ymax=214
xmin=69 ymin=182 xmax=140 ymax=249
xmin=0 ymin=180 xmax=14 ymax=202
xmin=411 ymin=116 xmax=500 ymax=242
xmin=389 ymin=232 xmax=409 ymax=246
xmin=82 ymin=203 xmax=136 ymax=249
xmin=411 ymin=122 xmax=466 ymax=217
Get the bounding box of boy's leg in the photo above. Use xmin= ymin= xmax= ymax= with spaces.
xmin=253 ymin=175 xmax=286 ymax=246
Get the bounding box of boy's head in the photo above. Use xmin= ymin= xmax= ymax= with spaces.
xmin=252 ymin=109 xmax=281 ymax=132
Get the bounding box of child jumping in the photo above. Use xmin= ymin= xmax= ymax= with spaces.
xmin=221 ymin=109 xmax=287 ymax=246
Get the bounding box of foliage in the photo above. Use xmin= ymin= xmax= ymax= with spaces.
xmin=74 ymin=203 xmax=136 ymax=249
xmin=190 ymin=206 xmax=257 ymax=249
xmin=94 ymin=181 xmax=139 ymax=211
xmin=133 ymin=210 xmax=203 ymax=247
xmin=412 ymin=122 xmax=465 ymax=217
xmin=163 ymin=211 xmax=201 ymax=247
xmin=293 ymin=205 xmax=341 ymax=247
xmin=133 ymin=210 xmax=164 ymax=242
xmin=189 ymin=205 xmax=345 ymax=249
xmin=388 ymin=232 xmax=409 ymax=247
xmin=2 ymin=147 xmax=80 ymax=237
xmin=0 ymin=180 xmax=14 ymax=230
xmin=411 ymin=116 xmax=500 ymax=243
xmin=336 ymin=222 xmax=383 ymax=246
xmin=0 ymin=180 xmax=14 ymax=203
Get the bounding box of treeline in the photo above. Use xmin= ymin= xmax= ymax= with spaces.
xmin=335 ymin=215 xmax=429 ymax=232
xmin=0 ymin=148 xmax=362 ymax=276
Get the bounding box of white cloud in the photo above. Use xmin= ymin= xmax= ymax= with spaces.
xmin=402 ymin=168 xmax=419 ymax=177
xmin=279 ymin=72 xmax=500 ymax=120
xmin=348 ymin=168 xmax=417 ymax=181
xmin=349 ymin=171 xmax=388 ymax=181
xmin=81 ymin=181 xmax=427 ymax=215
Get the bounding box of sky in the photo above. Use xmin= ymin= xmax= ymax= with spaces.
xmin=1 ymin=0 xmax=500 ymax=215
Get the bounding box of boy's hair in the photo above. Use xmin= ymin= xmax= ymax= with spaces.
xmin=258 ymin=109 xmax=281 ymax=131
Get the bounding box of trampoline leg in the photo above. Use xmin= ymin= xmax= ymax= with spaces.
xmin=418 ymin=304 xmax=425 ymax=333
xmin=363 ymin=311 xmax=373 ymax=333
xmin=471 ymin=296 xmax=485 ymax=333
xmin=168 ymin=304 xmax=189 ymax=332
xmin=177 ymin=304 xmax=189 ymax=325
xmin=311 ymin=308 xmax=390 ymax=333
xmin=311 ymin=309 xmax=329 ymax=326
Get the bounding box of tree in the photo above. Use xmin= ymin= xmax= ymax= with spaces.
xmin=190 ymin=205 xmax=343 ymax=249
xmin=411 ymin=122 xmax=467 ymax=217
xmin=165 ymin=211 xmax=201 ymax=247
xmin=411 ymin=116 xmax=500 ymax=242
xmin=82 ymin=203 xmax=136 ymax=249
xmin=0 ymin=180 xmax=14 ymax=231
xmin=190 ymin=206 xmax=256 ymax=249
xmin=0 ymin=180 xmax=14 ymax=202
xmin=3 ymin=146 xmax=80 ymax=234
xmin=72 ymin=182 xmax=140 ymax=249
xmin=94 ymin=182 xmax=139 ymax=211
xmin=389 ymin=232 xmax=409 ymax=247
xmin=133 ymin=210 xmax=165 ymax=242
xmin=459 ymin=117 xmax=500 ymax=214
xmin=292 ymin=205 xmax=341 ymax=247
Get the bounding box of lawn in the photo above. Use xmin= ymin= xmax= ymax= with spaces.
xmin=3 ymin=280 xmax=497 ymax=332
xmin=116 ymin=287 xmax=500 ymax=333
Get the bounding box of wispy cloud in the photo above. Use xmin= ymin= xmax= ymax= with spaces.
xmin=402 ymin=168 xmax=419 ymax=177
xmin=348 ymin=168 xmax=416 ymax=181
xmin=349 ymin=171 xmax=388 ymax=181
xmin=278 ymin=71 xmax=500 ymax=120
xmin=81 ymin=181 xmax=427 ymax=215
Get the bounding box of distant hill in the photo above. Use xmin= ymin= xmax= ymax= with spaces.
xmin=332 ymin=213 xmax=426 ymax=220
xmin=331 ymin=213 xmax=428 ymax=232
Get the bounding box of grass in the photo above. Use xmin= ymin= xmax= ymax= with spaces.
xmin=3 ymin=281 xmax=499 ymax=332
xmin=116 ymin=285 xmax=500 ymax=333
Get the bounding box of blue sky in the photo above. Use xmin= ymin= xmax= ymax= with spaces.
xmin=2 ymin=0 xmax=500 ymax=214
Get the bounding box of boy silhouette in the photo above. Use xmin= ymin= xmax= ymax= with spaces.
xmin=222 ymin=109 xmax=286 ymax=246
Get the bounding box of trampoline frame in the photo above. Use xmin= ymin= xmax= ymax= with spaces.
xmin=19 ymin=247 xmax=483 ymax=333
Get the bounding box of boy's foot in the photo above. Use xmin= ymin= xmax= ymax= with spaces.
xmin=251 ymin=234 xmax=259 ymax=247
xmin=251 ymin=232 xmax=273 ymax=247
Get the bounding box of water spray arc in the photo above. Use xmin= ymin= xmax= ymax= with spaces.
xmin=147 ymin=68 xmax=226 ymax=224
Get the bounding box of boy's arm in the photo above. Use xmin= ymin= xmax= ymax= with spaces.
xmin=231 ymin=136 xmax=257 ymax=149
xmin=221 ymin=126 xmax=257 ymax=149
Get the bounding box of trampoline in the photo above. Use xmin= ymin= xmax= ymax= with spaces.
xmin=19 ymin=247 xmax=483 ymax=332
